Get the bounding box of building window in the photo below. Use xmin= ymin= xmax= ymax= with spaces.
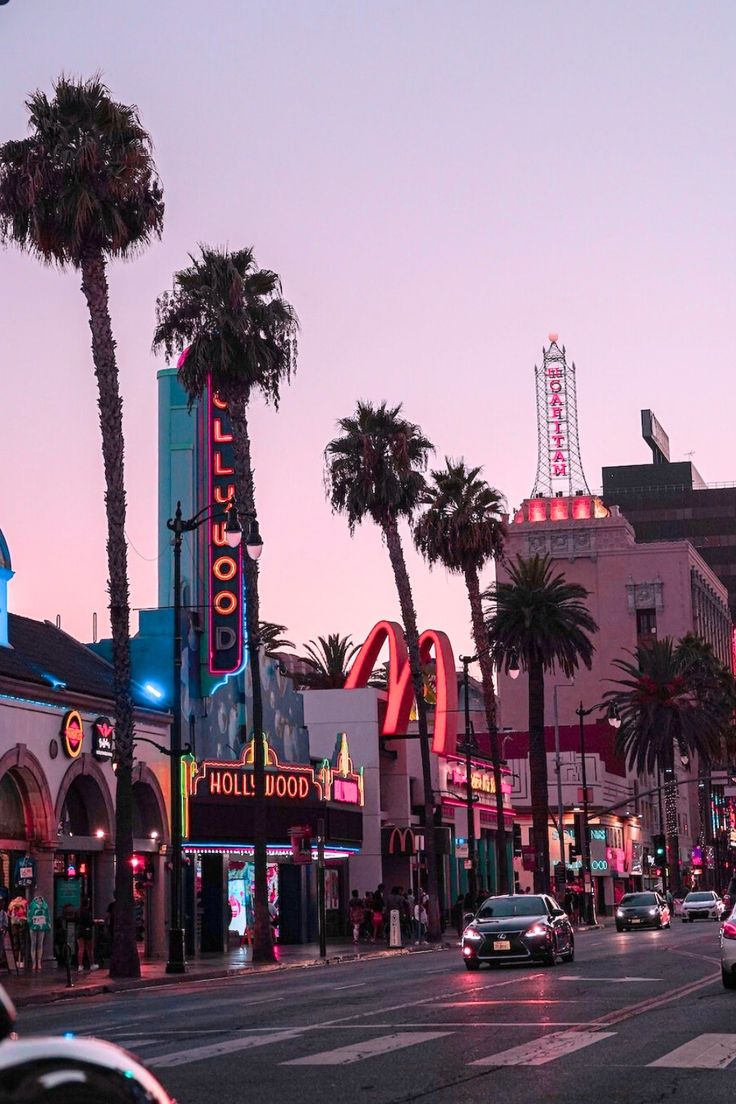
xmin=636 ymin=608 xmax=657 ymax=643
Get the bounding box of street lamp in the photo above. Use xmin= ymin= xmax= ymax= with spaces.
xmin=458 ymin=656 xmax=479 ymax=900
xmin=508 ymin=651 xmax=520 ymax=680
xmin=575 ymin=700 xmax=623 ymax=925
xmin=165 ymin=498 xmax=243 ymax=974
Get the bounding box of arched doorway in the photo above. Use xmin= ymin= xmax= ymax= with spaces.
xmin=55 ymin=760 xmax=114 ymax=940
xmin=130 ymin=767 xmax=167 ymax=958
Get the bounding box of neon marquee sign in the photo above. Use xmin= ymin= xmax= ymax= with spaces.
xmin=546 ymin=355 xmax=568 ymax=481
xmin=207 ymin=378 xmax=243 ymax=676
xmin=344 ymin=621 xmax=458 ymax=755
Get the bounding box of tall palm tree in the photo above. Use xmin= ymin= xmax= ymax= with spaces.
xmin=324 ymin=401 xmax=442 ymax=938
xmin=299 ymin=634 xmax=359 ymax=689
xmin=0 ymin=75 xmax=164 ymax=978
xmin=153 ymin=246 xmax=298 ymax=962
xmin=484 ymin=555 xmax=597 ymax=893
xmin=413 ymin=459 xmax=509 ymax=894
xmin=605 ymin=637 xmax=734 ymax=893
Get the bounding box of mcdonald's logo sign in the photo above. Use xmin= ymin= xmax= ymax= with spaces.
xmin=382 ymin=827 xmax=421 ymax=856
xmin=344 ymin=621 xmax=458 ymax=755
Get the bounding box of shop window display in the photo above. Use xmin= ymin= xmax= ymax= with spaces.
xmin=227 ymin=861 xmax=279 ymax=943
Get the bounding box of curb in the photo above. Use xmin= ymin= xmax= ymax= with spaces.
xmin=11 ymin=942 xmax=453 ymax=1009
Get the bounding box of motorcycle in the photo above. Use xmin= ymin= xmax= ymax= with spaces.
xmin=0 ymin=983 xmax=175 ymax=1102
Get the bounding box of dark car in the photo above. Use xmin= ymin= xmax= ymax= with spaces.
xmin=461 ymin=893 xmax=574 ymax=970
xmin=615 ymin=891 xmax=671 ymax=932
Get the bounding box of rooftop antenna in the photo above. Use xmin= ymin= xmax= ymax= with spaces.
xmin=55 ymin=615 xmax=61 ymax=629
xmin=92 ymin=612 xmax=98 ymax=643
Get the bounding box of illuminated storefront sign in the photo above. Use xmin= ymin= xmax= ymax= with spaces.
xmin=446 ymin=763 xmax=496 ymax=799
xmin=61 ymin=710 xmax=84 ymax=759
xmin=344 ymin=620 xmax=458 ymax=755
xmin=92 ymin=717 xmax=114 ymax=761
xmin=207 ymin=378 xmax=243 ymax=676
xmin=189 ymin=735 xmax=365 ymax=808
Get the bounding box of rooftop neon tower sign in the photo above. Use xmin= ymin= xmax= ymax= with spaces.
xmin=531 ymin=335 xmax=591 ymax=498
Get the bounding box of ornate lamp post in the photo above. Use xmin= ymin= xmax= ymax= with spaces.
xmin=164 ymin=498 xmax=261 ymax=974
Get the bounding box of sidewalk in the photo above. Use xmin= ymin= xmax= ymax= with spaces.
xmin=3 ymin=939 xmax=450 ymax=1008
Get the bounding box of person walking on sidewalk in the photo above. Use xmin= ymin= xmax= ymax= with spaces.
xmin=413 ymin=892 xmax=429 ymax=944
xmin=349 ymin=890 xmax=364 ymax=945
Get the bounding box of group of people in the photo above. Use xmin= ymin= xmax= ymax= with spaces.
xmin=349 ymin=884 xmax=430 ymax=945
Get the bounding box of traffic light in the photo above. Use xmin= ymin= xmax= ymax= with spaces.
xmin=513 ymin=823 xmax=522 ymax=857
xmin=573 ymin=812 xmax=584 ymax=855
xmin=653 ymin=834 xmax=666 ymax=862
xmin=568 ymin=843 xmax=579 ymax=864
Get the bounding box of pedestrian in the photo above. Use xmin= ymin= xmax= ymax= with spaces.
xmin=463 ymin=889 xmax=475 ymax=915
xmin=475 ymin=887 xmax=487 ymax=913
xmin=363 ymin=891 xmax=374 ymax=942
xmin=372 ymin=885 xmax=385 ymax=942
xmin=413 ymin=892 xmax=428 ymax=944
xmin=665 ymin=888 xmax=674 ymax=912
xmin=348 ymin=889 xmax=364 ymax=945
xmin=76 ymin=897 xmax=94 ymax=972
xmin=452 ymin=894 xmax=465 ymax=940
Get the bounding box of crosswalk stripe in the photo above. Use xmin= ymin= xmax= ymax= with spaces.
xmin=649 ymin=1034 xmax=736 ymax=1069
xmin=282 ymin=1031 xmax=451 ymax=1066
xmin=471 ymin=1030 xmax=616 ymax=1066
xmin=148 ymin=1030 xmax=301 ymax=1068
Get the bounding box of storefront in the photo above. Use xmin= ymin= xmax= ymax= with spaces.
xmin=183 ymin=735 xmax=364 ymax=950
xmin=439 ymin=754 xmax=514 ymax=901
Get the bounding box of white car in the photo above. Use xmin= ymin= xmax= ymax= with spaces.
xmin=681 ymin=890 xmax=724 ymax=922
xmin=720 ymin=908 xmax=736 ymax=988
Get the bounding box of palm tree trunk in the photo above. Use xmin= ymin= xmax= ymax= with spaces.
xmin=664 ymin=743 xmax=681 ymax=895
xmin=222 ymin=386 xmax=275 ymax=963
xmin=383 ymin=517 xmax=441 ymax=940
xmin=464 ymin=567 xmax=508 ymax=894
xmin=528 ymin=660 xmax=550 ymax=893
xmin=80 ymin=252 xmax=139 ymax=979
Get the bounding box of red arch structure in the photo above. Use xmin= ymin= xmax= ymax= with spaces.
xmin=344 ymin=620 xmax=458 ymax=755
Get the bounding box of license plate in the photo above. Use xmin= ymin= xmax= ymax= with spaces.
xmin=493 ymin=940 xmax=511 ymax=951
xmin=631 ymin=919 xmax=641 ymax=924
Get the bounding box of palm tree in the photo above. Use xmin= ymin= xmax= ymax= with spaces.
xmin=0 ymin=75 xmax=164 ymax=978
xmin=484 ymin=555 xmax=597 ymax=893
xmin=413 ymin=459 xmax=509 ymax=894
xmin=153 ymin=246 xmax=298 ymax=962
xmin=299 ymin=634 xmax=359 ymax=689
xmin=605 ymin=637 xmax=735 ymax=893
xmin=324 ymin=401 xmax=442 ymax=938
xmin=259 ymin=622 xmax=295 ymax=657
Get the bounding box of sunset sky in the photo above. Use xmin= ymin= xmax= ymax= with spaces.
xmin=1 ymin=2 xmax=735 ymax=668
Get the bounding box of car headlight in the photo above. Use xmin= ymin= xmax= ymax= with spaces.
xmin=649 ymin=908 xmax=658 ymax=916
xmin=616 ymin=909 xmax=625 ymax=918
xmin=525 ymin=922 xmax=550 ymax=938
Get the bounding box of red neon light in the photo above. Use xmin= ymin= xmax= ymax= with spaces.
xmin=572 ymin=496 xmax=591 ymax=520
xmin=528 ymin=499 xmax=547 ymax=523
xmin=344 ymin=621 xmax=458 ymax=755
xmin=207 ymin=377 xmax=244 ymax=676
xmin=550 ymin=498 xmax=569 ymax=521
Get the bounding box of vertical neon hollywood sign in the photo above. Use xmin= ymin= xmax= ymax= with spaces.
xmin=207 ymin=378 xmax=244 ymax=675
xmin=547 ymin=354 xmax=567 ymax=483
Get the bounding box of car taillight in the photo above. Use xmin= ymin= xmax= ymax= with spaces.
xmin=463 ymin=945 xmax=474 ymax=956
xmin=722 ymin=921 xmax=736 ymax=940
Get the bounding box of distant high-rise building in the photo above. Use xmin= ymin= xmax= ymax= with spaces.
xmin=602 ymin=410 xmax=736 ymax=621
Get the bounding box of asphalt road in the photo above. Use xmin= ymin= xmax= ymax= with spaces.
xmin=17 ymin=918 xmax=733 ymax=1104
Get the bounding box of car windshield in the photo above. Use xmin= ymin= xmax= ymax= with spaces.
xmin=619 ymin=893 xmax=657 ymax=906
xmin=685 ymin=892 xmax=714 ymax=902
xmin=477 ymin=897 xmax=548 ymax=918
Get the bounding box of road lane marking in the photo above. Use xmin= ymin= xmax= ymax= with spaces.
xmin=471 ymin=1030 xmax=616 ymax=1066
xmin=148 ymin=1029 xmax=301 ymax=1068
xmin=558 ymin=976 xmax=662 ymax=983
xmin=588 ymin=972 xmax=720 ymax=1029
xmin=334 ymin=983 xmax=366 ymax=990
xmin=649 ymin=1034 xmax=736 ymax=1069
xmin=435 ymin=1000 xmax=580 ymax=1006
xmin=282 ymin=1031 xmax=451 ymax=1066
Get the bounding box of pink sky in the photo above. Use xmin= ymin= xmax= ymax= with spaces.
xmin=1 ymin=2 xmax=735 ymax=667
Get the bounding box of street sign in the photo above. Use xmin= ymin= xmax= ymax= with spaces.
xmin=463 ymin=860 xmax=473 ymax=870
xmin=455 ymin=842 xmax=469 ymax=859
